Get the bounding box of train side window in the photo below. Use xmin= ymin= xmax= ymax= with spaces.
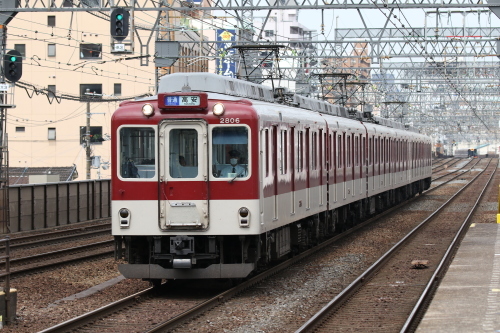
xmin=328 ymin=134 xmax=333 ymax=170
xmin=362 ymin=136 xmax=365 ymax=166
xmin=319 ymin=130 xmax=328 ymax=170
xmin=212 ymin=126 xmax=249 ymax=178
xmin=337 ymin=134 xmax=342 ymax=168
xmin=265 ymin=129 xmax=269 ymax=177
xmin=355 ymin=136 xmax=359 ymax=166
xmin=332 ymin=133 xmax=335 ymax=170
xmin=119 ymin=127 xmax=156 ymax=179
xmin=312 ymin=132 xmax=317 ymax=170
xmin=298 ymin=131 xmax=303 ymax=171
xmin=346 ymin=135 xmax=351 ymax=168
xmin=387 ymin=138 xmax=390 ymax=163
xmin=381 ymin=138 xmax=384 ymax=164
xmin=280 ymin=129 xmax=288 ymax=174
xmin=368 ymin=137 xmax=372 ymax=165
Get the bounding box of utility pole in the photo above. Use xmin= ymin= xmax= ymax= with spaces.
xmin=84 ymin=90 xmax=108 ymax=180
xmin=86 ymin=100 xmax=91 ymax=180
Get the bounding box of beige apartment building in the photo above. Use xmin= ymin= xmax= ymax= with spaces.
xmin=4 ymin=8 xmax=210 ymax=181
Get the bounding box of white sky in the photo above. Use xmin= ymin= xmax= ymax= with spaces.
xmin=297 ymin=8 xmax=500 ymax=39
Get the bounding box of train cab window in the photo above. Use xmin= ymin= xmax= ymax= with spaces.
xmin=212 ymin=126 xmax=249 ymax=179
xmin=169 ymin=129 xmax=198 ymax=179
xmin=119 ymin=127 xmax=156 ymax=179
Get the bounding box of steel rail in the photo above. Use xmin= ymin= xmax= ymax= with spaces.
xmin=6 ymin=227 xmax=111 ymax=250
xmin=38 ymin=163 xmax=462 ymax=332
xmin=38 ymin=187 xmax=425 ymax=333
xmin=400 ymin=160 xmax=497 ymax=332
xmin=38 ymin=287 xmax=155 ymax=333
xmin=4 ymin=240 xmax=113 ymax=266
xmin=424 ymin=159 xmax=480 ymax=185
xmin=295 ymin=159 xmax=495 ymax=332
xmin=431 ymin=158 xmax=476 ymax=182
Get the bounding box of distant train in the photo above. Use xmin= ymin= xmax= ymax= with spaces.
xmin=454 ymin=148 xmax=477 ymax=158
xmin=111 ymin=72 xmax=432 ymax=284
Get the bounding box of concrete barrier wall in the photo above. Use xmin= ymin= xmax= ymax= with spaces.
xmin=8 ymin=179 xmax=111 ymax=233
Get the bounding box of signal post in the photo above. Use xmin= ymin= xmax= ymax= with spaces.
xmin=0 ymin=2 xmax=21 ymax=323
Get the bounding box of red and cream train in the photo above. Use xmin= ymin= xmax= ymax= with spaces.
xmin=112 ymin=72 xmax=432 ymax=283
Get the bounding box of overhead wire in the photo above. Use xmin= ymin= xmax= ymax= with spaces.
xmin=362 ymin=3 xmax=492 ymax=132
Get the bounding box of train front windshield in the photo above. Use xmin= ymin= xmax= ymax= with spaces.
xmin=212 ymin=126 xmax=249 ymax=178
xmin=118 ymin=124 xmax=249 ymax=181
xmin=119 ymin=127 xmax=156 ymax=178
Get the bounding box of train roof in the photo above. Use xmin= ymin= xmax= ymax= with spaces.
xmin=156 ymin=72 xmax=422 ymax=134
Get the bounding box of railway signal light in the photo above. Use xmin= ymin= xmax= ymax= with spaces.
xmin=110 ymin=8 xmax=129 ymax=41
xmin=3 ymin=50 xmax=22 ymax=83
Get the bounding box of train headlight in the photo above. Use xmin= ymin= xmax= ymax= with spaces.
xmin=142 ymin=104 xmax=154 ymax=117
xmin=212 ymin=103 xmax=225 ymax=116
xmin=238 ymin=207 xmax=250 ymax=227
xmin=119 ymin=208 xmax=131 ymax=228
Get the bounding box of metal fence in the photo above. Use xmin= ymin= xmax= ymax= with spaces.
xmin=8 ymin=179 xmax=111 ymax=233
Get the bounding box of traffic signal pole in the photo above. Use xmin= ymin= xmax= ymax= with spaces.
xmin=0 ymin=24 xmax=12 ymax=234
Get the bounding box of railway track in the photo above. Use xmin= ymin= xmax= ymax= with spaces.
xmin=37 ymin=159 xmax=496 ymax=333
xmin=431 ymin=157 xmax=465 ymax=175
xmin=38 ymin=202 xmax=424 ymax=332
xmin=6 ymin=241 xmax=114 ymax=277
xmin=6 ymin=220 xmax=110 ymax=249
xmin=430 ymin=157 xmax=477 ymax=184
xmin=0 ymin=220 xmax=113 ymax=278
xmin=431 ymin=157 xmax=457 ymax=171
xmin=296 ymin=158 xmax=496 ymax=332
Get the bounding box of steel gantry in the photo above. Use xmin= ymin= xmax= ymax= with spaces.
xmin=0 ymin=0 xmax=499 ymax=152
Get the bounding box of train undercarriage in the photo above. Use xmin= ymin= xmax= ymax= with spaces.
xmin=114 ymin=177 xmax=431 ymax=284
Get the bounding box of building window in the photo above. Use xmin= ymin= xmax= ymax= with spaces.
xmin=80 ymin=84 xmax=102 ymax=100
xmin=48 ymin=128 xmax=56 ymax=140
xmin=62 ymin=0 xmax=73 ymax=7
xmin=48 ymin=44 xmax=56 ymax=57
xmin=15 ymin=127 xmax=25 ymax=132
xmin=80 ymin=43 xmax=102 ymax=59
xmin=114 ymin=83 xmax=122 ymax=96
xmin=48 ymin=85 xmax=56 ymax=98
xmin=290 ymin=26 xmax=303 ymax=35
xmin=264 ymin=30 xmax=274 ymax=37
xmin=80 ymin=126 xmax=103 ymax=145
xmin=48 ymin=15 xmax=55 ymax=27
xmin=14 ymin=44 xmax=25 ymax=57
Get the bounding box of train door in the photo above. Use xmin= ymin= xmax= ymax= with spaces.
xmin=290 ymin=128 xmax=296 ymax=214
xmin=368 ymin=136 xmax=373 ymax=193
xmin=360 ymin=135 xmax=365 ymax=195
xmin=319 ymin=129 xmax=324 ymax=205
xmin=332 ymin=132 xmax=337 ymax=203
xmin=337 ymin=133 xmax=344 ymax=200
xmin=374 ymin=137 xmax=379 ymax=192
xmin=345 ymin=134 xmax=352 ymax=199
xmin=306 ymin=128 xmax=311 ymax=209
xmin=386 ymin=138 xmax=390 ymax=187
xmin=158 ymin=120 xmax=209 ymax=229
xmin=354 ymin=135 xmax=360 ymax=197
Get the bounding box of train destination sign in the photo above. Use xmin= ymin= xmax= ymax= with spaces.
xmin=165 ymin=95 xmax=200 ymax=106
xmin=158 ymin=92 xmax=208 ymax=110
